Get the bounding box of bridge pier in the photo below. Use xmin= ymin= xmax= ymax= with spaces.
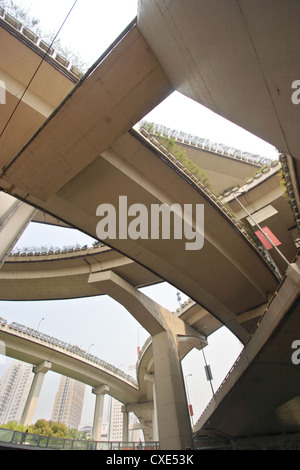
xmin=88 ymin=270 xmax=205 ymax=449
xmin=144 ymin=373 xmax=159 ymax=441
xmin=92 ymin=384 xmax=109 ymax=441
xmin=20 ymin=361 xmax=52 ymax=426
xmin=121 ymin=405 xmax=129 ymax=442
xmin=0 ymin=192 xmax=36 ymax=268
xmin=152 ymin=330 xmax=193 ymax=449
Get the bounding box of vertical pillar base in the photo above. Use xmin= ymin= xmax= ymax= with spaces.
xmin=152 ymin=331 xmax=193 ymax=450
xmin=92 ymin=384 xmax=109 ymax=441
xmin=20 ymin=361 xmax=52 ymax=426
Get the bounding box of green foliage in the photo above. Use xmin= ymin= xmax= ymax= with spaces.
xmin=141 ymin=122 xmax=212 ymax=189
xmin=278 ymin=169 xmax=291 ymax=208
xmin=1 ymin=421 xmax=31 ymax=433
xmin=65 ymin=428 xmax=91 ymax=440
xmin=156 ymin=136 xmax=211 ymax=188
xmin=31 ymin=419 xmax=67 ymax=437
xmin=0 ymin=0 xmax=87 ymax=71
xmin=0 ymin=419 xmax=89 ymax=439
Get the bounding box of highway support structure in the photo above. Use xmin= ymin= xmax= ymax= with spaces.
xmin=88 ymin=269 xmax=206 ymax=450
xmin=20 ymin=360 xmax=52 ymax=426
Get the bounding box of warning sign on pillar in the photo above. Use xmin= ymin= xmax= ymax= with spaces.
xmin=254 ymin=226 xmax=281 ymax=250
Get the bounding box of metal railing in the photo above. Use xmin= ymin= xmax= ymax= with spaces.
xmin=0 ymin=427 xmax=159 ymax=450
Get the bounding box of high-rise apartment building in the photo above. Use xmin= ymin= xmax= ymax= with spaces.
xmin=51 ymin=376 xmax=85 ymax=430
xmin=107 ymin=397 xmax=142 ymax=442
xmin=0 ymin=360 xmax=33 ymax=424
xmin=109 ymin=397 xmax=123 ymax=441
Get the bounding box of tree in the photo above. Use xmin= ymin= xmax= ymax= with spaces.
xmin=1 ymin=421 xmax=32 ymax=433
xmin=31 ymin=419 xmax=68 ymax=438
xmin=66 ymin=427 xmax=91 ymax=440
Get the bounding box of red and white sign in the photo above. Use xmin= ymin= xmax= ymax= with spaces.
xmin=254 ymin=227 xmax=281 ymax=250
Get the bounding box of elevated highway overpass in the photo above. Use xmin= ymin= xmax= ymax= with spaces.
xmin=0 ymin=1 xmax=299 ymax=449
xmin=0 ymin=114 xmax=281 ymax=346
xmin=0 ymin=7 xmax=289 ymax=344
xmin=0 ymin=295 xmax=204 ymax=442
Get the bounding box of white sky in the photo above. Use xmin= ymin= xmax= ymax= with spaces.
xmin=0 ymin=0 xmax=274 ymax=431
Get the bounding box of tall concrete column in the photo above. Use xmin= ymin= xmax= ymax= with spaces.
xmin=144 ymin=373 xmax=159 ymax=442
xmin=152 ymin=379 xmax=159 ymax=442
xmin=20 ymin=361 xmax=52 ymax=426
xmin=152 ymin=330 xmax=194 ymax=450
xmin=0 ymin=192 xmax=37 ymax=268
xmin=92 ymin=384 xmax=109 ymax=441
xmin=121 ymin=405 xmax=129 ymax=442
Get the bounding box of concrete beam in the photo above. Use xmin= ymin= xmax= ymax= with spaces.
xmin=88 ymin=270 xmax=206 ymax=344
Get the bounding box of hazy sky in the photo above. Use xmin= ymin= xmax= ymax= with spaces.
xmin=0 ymin=0 xmax=276 ymax=430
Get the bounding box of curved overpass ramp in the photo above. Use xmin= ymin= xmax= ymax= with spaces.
xmin=193 ymin=255 xmax=300 ymax=448
xmin=0 ymin=129 xmax=280 ymax=345
xmin=0 ymin=317 xmax=141 ymax=405
xmin=0 ymin=244 xmax=160 ymax=301
xmin=0 ymin=297 xmax=205 ymax=440
xmin=0 ymin=243 xmax=272 ymax=342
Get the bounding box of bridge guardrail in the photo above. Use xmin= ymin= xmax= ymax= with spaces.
xmin=0 ymin=427 xmax=159 ymax=450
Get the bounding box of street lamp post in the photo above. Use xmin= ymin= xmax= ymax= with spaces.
xmin=87 ymin=344 xmax=94 ymax=354
xmin=176 ymin=290 xmax=182 ymax=308
xmin=36 ymin=318 xmax=44 ymax=332
xmin=137 ymin=326 xmax=144 ymax=355
xmin=202 ymin=349 xmax=215 ymax=398
xmin=184 ymin=373 xmax=194 ymax=427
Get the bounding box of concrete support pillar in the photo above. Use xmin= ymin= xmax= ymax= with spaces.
xmin=20 ymin=361 xmax=52 ymax=426
xmin=152 ymin=330 xmax=194 ymax=450
xmin=92 ymin=384 xmax=109 ymax=441
xmin=121 ymin=405 xmax=129 ymax=442
xmin=0 ymin=192 xmax=37 ymax=268
xmin=144 ymin=373 xmax=159 ymax=441
xmin=152 ymin=379 xmax=159 ymax=441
